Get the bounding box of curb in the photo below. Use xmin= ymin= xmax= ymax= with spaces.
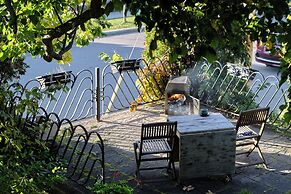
xmin=103 ymin=27 xmax=144 ymax=37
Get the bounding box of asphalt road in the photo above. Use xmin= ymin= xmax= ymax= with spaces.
xmin=21 ymin=32 xmax=146 ymax=84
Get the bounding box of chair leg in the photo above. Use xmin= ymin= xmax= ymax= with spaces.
xmin=166 ymin=154 xmax=176 ymax=180
xmin=133 ymin=143 xmax=141 ymax=179
xmin=247 ymin=138 xmax=261 ymax=157
xmin=171 ymin=160 xmax=177 ymax=180
xmin=167 ymin=155 xmax=171 ymax=172
xmin=257 ymin=145 xmax=267 ymax=168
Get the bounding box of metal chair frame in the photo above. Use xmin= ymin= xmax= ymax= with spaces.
xmin=235 ymin=107 xmax=270 ymax=168
xmin=133 ymin=121 xmax=177 ymax=180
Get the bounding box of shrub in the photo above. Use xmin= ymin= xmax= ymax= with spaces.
xmin=0 ymin=83 xmax=67 ymax=193
xmin=136 ymin=60 xmax=172 ymax=102
xmin=143 ymin=29 xmax=170 ymax=62
xmin=268 ymin=111 xmax=290 ymax=130
xmin=140 ymin=29 xmax=250 ymax=103
xmin=89 ymin=180 xmax=133 ymax=194
xmin=136 ymin=29 xmax=184 ymax=102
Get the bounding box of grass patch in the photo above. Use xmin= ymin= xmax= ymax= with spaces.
xmin=238 ymin=189 xmax=252 ymax=194
xmin=104 ymin=16 xmax=136 ymax=31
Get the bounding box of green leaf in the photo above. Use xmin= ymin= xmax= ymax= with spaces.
xmin=111 ymin=52 xmax=123 ymax=62
xmin=99 ymin=52 xmax=110 ymax=62
xmin=196 ymin=45 xmax=217 ymax=62
xmin=210 ymin=38 xmax=219 ymax=48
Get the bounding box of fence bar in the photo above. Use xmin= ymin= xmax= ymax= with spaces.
xmin=96 ymin=67 xmax=101 ymax=121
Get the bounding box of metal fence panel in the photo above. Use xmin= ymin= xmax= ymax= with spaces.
xmin=24 ymin=69 xmax=98 ymax=121
xmin=185 ymin=59 xmax=290 ymax=131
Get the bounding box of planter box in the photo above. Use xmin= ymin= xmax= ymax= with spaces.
xmin=36 ymin=71 xmax=72 ymax=87
xmin=111 ymin=59 xmax=140 ymax=73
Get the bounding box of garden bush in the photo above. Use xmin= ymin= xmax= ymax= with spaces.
xmin=138 ymin=29 xmax=252 ymax=104
xmin=0 ymin=83 xmax=67 ymax=193
xmin=89 ymin=180 xmax=133 ymax=194
xmin=140 ymin=31 xmax=258 ymax=115
xmin=135 ymin=29 xmax=184 ymax=102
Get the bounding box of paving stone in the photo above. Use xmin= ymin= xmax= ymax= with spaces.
xmin=218 ymin=174 xmax=279 ymax=194
xmin=74 ymin=102 xmax=291 ymax=194
xmin=253 ymin=171 xmax=291 ymax=193
xmin=235 ymin=166 xmax=269 ymax=179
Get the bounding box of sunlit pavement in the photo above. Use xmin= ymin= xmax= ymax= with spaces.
xmin=78 ymin=102 xmax=291 ymax=194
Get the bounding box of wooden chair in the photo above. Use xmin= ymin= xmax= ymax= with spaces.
xmin=133 ymin=121 xmax=177 ymax=180
xmin=235 ymin=107 xmax=270 ymax=168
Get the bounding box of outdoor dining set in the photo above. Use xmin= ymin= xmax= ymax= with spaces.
xmin=133 ymin=76 xmax=270 ymax=183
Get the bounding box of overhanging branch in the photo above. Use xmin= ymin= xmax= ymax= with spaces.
xmin=42 ymin=0 xmax=104 ymax=62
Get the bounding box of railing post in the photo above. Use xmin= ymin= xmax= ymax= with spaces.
xmin=95 ymin=68 xmax=101 ymax=121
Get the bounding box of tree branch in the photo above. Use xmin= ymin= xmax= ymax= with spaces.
xmin=42 ymin=0 xmax=104 ymax=62
xmin=53 ymin=6 xmax=63 ymax=24
xmin=60 ymin=29 xmax=77 ymax=55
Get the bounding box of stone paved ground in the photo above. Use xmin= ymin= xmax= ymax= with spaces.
xmin=77 ymin=102 xmax=291 ymax=194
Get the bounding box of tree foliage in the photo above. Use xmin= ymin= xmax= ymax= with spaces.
xmin=0 ymin=0 xmax=125 ymax=63
xmin=0 ymin=0 xmax=290 ymax=121
xmin=0 ymin=57 xmax=27 ymax=82
xmin=129 ymin=0 xmax=291 ymax=123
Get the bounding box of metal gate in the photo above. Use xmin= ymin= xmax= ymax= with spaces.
xmin=100 ymin=58 xmax=173 ymax=114
xmin=25 ymin=68 xmax=98 ymax=121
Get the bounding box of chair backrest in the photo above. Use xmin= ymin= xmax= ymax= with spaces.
xmin=236 ymin=107 xmax=270 ymax=130
xmin=141 ymin=121 xmax=177 ymax=141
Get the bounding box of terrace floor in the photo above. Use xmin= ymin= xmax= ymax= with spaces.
xmin=79 ymin=101 xmax=291 ymax=194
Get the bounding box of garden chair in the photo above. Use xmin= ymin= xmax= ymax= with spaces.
xmin=133 ymin=121 xmax=177 ymax=180
xmin=235 ymin=107 xmax=270 ymax=168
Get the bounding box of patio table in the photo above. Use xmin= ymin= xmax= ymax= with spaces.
xmin=168 ymin=113 xmax=236 ymax=181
